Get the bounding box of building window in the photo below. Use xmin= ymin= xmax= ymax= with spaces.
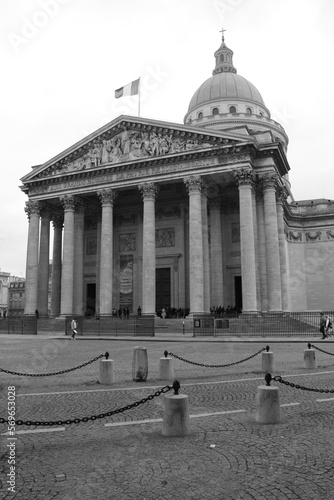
xmin=226 ymin=54 xmax=230 ymax=62
xmin=246 ymin=107 xmax=252 ymax=114
xmin=220 ymin=54 xmax=224 ymax=62
xmin=198 ymin=112 xmax=203 ymax=120
xmin=212 ymin=107 xmax=219 ymax=115
xmin=229 ymin=106 xmax=236 ymax=114
xmin=259 ymin=111 xmax=263 ymax=116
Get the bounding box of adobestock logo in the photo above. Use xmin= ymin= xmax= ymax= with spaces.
xmin=7 ymin=0 xmax=71 ymax=54
xmin=212 ymin=0 xmax=244 ymax=19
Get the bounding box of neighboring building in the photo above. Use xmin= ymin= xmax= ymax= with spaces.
xmin=19 ymin=33 xmax=334 ymax=318
xmin=8 ymin=280 xmax=26 ymax=316
xmin=0 ymin=270 xmax=10 ymax=317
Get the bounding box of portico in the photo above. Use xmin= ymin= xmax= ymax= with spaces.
xmin=21 ymin=114 xmax=291 ymax=319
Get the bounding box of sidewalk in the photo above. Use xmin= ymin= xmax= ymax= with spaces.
xmin=0 ymin=331 xmax=329 ymax=343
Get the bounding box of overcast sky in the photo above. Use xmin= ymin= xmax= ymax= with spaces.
xmin=1 ymin=0 xmax=333 ymax=277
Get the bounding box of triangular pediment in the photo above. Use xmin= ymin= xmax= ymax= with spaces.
xmin=21 ymin=115 xmax=253 ymax=184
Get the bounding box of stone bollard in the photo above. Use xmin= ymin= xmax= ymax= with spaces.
xmin=158 ymin=351 xmax=175 ymax=381
xmin=162 ymin=381 xmax=191 ymax=437
xmin=304 ymin=343 xmax=316 ymax=369
xmin=255 ymin=373 xmax=281 ymax=424
xmin=262 ymin=345 xmax=274 ymax=373
xmin=99 ymin=352 xmax=114 ymax=385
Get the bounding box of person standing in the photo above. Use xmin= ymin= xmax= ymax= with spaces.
xmin=319 ymin=312 xmax=326 ymax=339
xmin=325 ymin=314 xmax=332 ymax=337
xmin=71 ymin=317 xmax=78 ymax=339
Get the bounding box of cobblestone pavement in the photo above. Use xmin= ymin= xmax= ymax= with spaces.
xmin=1 ymin=336 xmax=334 ymax=499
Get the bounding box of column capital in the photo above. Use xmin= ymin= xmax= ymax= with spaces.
xmin=261 ymin=172 xmax=278 ymax=190
xmin=51 ymin=212 xmax=64 ymax=229
xmin=24 ymin=200 xmax=41 ymax=220
xmin=138 ymin=182 xmax=159 ymax=200
xmin=60 ymin=195 xmax=76 ymax=211
xmin=233 ymin=168 xmax=255 ymax=187
xmin=184 ymin=175 xmax=202 ymax=194
xmin=276 ymin=186 xmax=288 ymax=204
xmin=97 ymin=188 xmax=118 ymax=206
xmin=75 ymin=198 xmax=86 ymax=214
xmin=39 ymin=202 xmax=52 ymax=218
xmin=209 ymin=197 xmax=222 ymax=211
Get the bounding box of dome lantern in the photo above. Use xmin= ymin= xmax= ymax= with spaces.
xmin=213 ymin=28 xmax=237 ymax=75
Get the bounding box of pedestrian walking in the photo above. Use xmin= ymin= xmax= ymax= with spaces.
xmin=71 ymin=317 xmax=78 ymax=339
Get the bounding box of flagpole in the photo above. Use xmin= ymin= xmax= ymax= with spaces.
xmin=138 ymin=78 xmax=141 ymax=117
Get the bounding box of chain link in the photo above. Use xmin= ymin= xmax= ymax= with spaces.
xmin=166 ymin=347 xmax=266 ymax=368
xmin=0 ymin=385 xmax=172 ymax=426
xmin=273 ymin=375 xmax=334 ymax=393
xmin=309 ymin=344 xmax=334 ymax=357
xmin=0 ymin=354 xmax=105 ymax=377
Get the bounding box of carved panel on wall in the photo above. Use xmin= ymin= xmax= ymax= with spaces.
xmin=231 ymin=223 xmax=240 ymax=243
xmin=86 ymin=237 xmax=97 ymax=255
xmin=115 ymin=213 xmax=137 ymax=226
xmin=327 ymin=230 xmax=334 ymax=240
xmin=156 ymin=228 xmax=175 ymax=248
xmin=119 ymin=233 xmax=136 ymax=252
xmin=156 ymin=206 xmax=181 ymax=219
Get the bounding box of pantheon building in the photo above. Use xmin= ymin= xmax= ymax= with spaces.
xmin=20 ymin=34 xmax=334 ymax=319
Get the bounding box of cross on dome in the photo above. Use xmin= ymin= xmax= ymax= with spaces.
xmin=219 ymin=27 xmax=226 ymax=42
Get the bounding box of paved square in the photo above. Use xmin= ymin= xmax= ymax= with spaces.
xmin=1 ymin=335 xmax=334 ymax=499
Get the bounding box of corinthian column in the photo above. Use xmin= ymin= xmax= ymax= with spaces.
xmin=24 ymin=201 xmax=41 ymax=316
xmin=50 ymin=213 xmax=63 ymax=317
xmin=37 ymin=204 xmax=51 ymax=317
xmin=255 ymin=185 xmax=268 ymax=312
xmin=138 ymin=182 xmax=159 ymax=315
xmin=234 ymin=168 xmax=258 ymax=312
xmin=184 ymin=176 xmax=204 ymax=314
xmin=73 ymin=200 xmax=85 ymax=316
xmin=60 ymin=195 xmax=76 ymax=316
xmin=97 ymin=189 xmax=117 ymax=316
xmin=276 ymin=188 xmax=290 ymax=311
xmin=262 ymin=173 xmax=282 ymax=311
xmin=209 ymin=197 xmax=224 ymax=307
xmin=202 ymin=189 xmax=210 ymax=312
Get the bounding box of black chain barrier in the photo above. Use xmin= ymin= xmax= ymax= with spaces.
xmin=309 ymin=344 xmax=334 ymax=357
xmin=164 ymin=347 xmax=266 ymax=368
xmin=0 ymin=384 xmax=174 ymax=426
xmin=0 ymin=353 xmax=108 ymax=377
xmin=266 ymin=373 xmax=334 ymax=394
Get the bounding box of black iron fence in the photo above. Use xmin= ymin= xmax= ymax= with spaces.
xmin=81 ymin=315 xmax=155 ymax=337
xmin=215 ymin=311 xmax=329 ymax=337
xmin=194 ymin=311 xmax=331 ymax=337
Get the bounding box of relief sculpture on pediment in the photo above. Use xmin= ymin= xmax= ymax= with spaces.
xmin=38 ymin=128 xmax=214 ymax=178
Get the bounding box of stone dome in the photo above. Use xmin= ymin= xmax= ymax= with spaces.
xmin=187 ymin=72 xmax=266 ymax=112
xmin=183 ymin=31 xmax=288 ymax=151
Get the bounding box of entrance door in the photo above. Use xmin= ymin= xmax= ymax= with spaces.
xmin=86 ymin=283 xmax=96 ymax=316
xmin=234 ymin=276 xmax=242 ymax=311
xmin=156 ymin=268 xmax=171 ymax=312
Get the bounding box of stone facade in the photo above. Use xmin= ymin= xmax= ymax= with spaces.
xmin=19 ymin=36 xmax=334 ymax=317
